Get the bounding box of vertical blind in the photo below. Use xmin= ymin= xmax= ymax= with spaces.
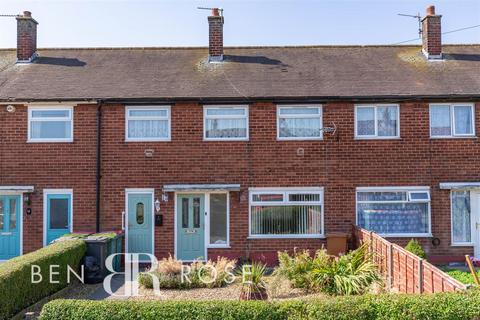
xmin=250 ymin=190 xmax=323 ymax=236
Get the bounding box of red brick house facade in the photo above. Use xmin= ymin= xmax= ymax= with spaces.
xmin=0 ymin=6 xmax=479 ymax=264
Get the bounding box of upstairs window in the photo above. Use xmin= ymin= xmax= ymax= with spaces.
xmin=249 ymin=188 xmax=323 ymax=238
xmin=430 ymin=104 xmax=475 ymax=137
xmin=277 ymin=105 xmax=322 ymax=140
xmin=28 ymin=107 xmax=73 ymax=142
xmin=204 ymin=106 xmax=248 ymax=140
xmin=356 ymin=188 xmax=431 ymax=236
xmin=126 ymin=106 xmax=171 ymax=141
xmin=355 ymin=105 xmax=399 ymax=139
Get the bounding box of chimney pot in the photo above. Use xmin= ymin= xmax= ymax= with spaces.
xmin=426 ymin=5 xmax=435 ymax=16
xmin=23 ymin=11 xmax=32 ymax=17
xmin=212 ymin=8 xmax=219 ymax=16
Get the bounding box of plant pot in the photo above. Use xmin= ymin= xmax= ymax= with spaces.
xmin=239 ymin=286 xmax=268 ymax=300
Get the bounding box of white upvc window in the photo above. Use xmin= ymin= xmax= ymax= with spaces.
xmin=430 ymin=103 xmax=475 ymax=138
xmin=203 ymin=105 xmax=249 ymax=140
xmin=249 ymin=187 xmax=324 ymax=238
xmin=277 ymin=105 xmax=323 ymax=140
xmin=356 ymin=187 xmax=431 ymax=237
xmin=355 ymin=105 xmax=400 ymax=139
xmin=28 ymin=106 xmax=73 ymax=142
xmin=451 ymin=190 xmax=474 ymax=246
xmin=125 ymin=106 xmax=171 ymax=141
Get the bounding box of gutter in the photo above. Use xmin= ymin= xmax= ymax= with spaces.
xmin=1 ymin=95 xmax=480 ymax=105
xmin=96 ymin=101 xmax=103 ymax=233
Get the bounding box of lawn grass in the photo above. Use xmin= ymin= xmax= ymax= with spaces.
xmin=442 ymin=268 xmax=480 ymax=285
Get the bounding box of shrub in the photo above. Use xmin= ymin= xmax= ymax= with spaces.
xmin=40 ymin=290 xmax=480 ymax=320
xmin=138 ymin=255 xmax=236 ymax=289
xmin=0 ymin=239 xmax=86 ymax=319
xmin=405 ymin=239 xmax=426 ymax=258
xmin=276 ymin=244 xmax=381 ymax=295
xmin=311 ymin=243 xmax=381 ymax=295
xmin=443 ymin=268 xmax=479 ymax=285
xmin=239 ymin=262 xmax=268 ymax=300
xmin=275 ymin=249 xmax=316 ymax=292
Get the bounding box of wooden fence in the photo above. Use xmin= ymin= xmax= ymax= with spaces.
xmin=353 ymin=226 xmax=467 ymax=293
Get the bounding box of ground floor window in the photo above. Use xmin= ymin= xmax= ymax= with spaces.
xmin=356 ymin=187 xmax=431 ymax=236
xmin=208 ymin=193 xmax=229 ymax=246
xmin=451 ymin=190 xmax=472 ymax=245
xmin=249 ymin=188 xmax=323 ymax=238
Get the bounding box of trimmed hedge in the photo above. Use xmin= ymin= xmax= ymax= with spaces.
xmin=40 ymin=290 xmax=480 ymax=320
xmin=0 ymin=239 xmax=86 ymax=319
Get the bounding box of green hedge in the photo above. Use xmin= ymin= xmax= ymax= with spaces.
xmin=40 ymin=290 xmax=480 ymax=320
xmin=0 ymin=239 xmax=86 ymax=319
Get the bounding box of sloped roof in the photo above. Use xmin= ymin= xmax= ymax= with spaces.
xmin=0 ymin=45 xmax=479 ymax=102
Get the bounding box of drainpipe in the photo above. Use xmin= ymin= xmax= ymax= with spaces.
xmin=96 ymin=101 xmax=103 ymax=233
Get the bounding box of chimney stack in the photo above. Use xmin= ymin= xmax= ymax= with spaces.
xmin=421 ymin=5 xmax=442 ymax=59
xmin=208 ymin=8 xmax=223 ymax=62
xmin=16 ymin=11 xmax=38 ymax=63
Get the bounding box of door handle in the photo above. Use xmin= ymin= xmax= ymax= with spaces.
xmin=476 ymin=222 xmax=480 ymax=230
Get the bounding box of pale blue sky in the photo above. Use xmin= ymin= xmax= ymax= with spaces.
xmin=0 ymin=0 xmax=479 ymax=48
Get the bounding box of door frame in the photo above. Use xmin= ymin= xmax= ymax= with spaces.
xmin=125 ymin=188 xmax=155 ymax=259
xmin=43 ymin=189 xmax=73 ymax=246
xmin=0 ymin=192 xmax=23 ymax=261
xmin=174 ymin=191 xmax=230 ymax=262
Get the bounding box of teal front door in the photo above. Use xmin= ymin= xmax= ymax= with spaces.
xmin=177 ymin=194 xmax=205 ymax=261
xmin=127 ymin=193 xmax=153 ymax=261
xmin=46 ymin=193 xmax=72 ymax=245
xmin=0 ymin=196 xmax=21 ymax=260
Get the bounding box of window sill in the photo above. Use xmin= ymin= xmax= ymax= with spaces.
xmin=277 ymin=137 xmax=323 ymax=141
xmin=248 ymin=235 xmax=325 ymax=239
xmin=207 ymin=245 xmax=231 ymax=249
xmin=430 ymin=136 xmax=477 ymax=140
xmin=451 ymin=243 xmax=474 ymax=247
xmin=203 ymin=138 xmax=249 ymax=142
xmin=354 ymin=137 xmax=401 ymax=140
xmin=125 ymin=138 xmax=171 ymax=142
xmin=380 ymin=233 xmax=432 ymax=238
xmin=27 ymin=139 xmax=73 ymax=143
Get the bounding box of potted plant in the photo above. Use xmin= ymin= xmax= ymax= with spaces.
xmin=239 ymin=262 xmax=268 ymax=300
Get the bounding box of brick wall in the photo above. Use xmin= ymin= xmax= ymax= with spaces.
xmin=1 ymin=101 xmax=479 ymax=263
xmin=0 ymin=104 xmax=97 ymax=253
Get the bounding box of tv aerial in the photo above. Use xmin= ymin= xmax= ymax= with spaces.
xmin=398 ymin=13 xmax=423 ymax=38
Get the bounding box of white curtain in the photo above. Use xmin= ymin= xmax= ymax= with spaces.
xmin=357 ymin=107 xmax=375 ymax=135
xmin=430 ymin=106 xmax=451 ymax=136
xmin=205 ymin=118 xmax=246 ymax=138
xmin=31 ymin=121 xmax=71 ymax=139
xmin=377 ymin=106 xmax=398 ymax=136
xmin=128 ymin=120 xmax=168 ymax=138
xmin=454 ymin=106 xmax=473 ymax=135
xmin=279 ymin=118 xmax=321 ymax=137
xmin=452 ymin=191 xmax=471 ymax=243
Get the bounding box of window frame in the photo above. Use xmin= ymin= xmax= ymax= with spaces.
xmin=248 ymin=187 xmax=324 ymax=239
xmin=429 ymin=103 xmax=476 ymax=138
xmin=354 ymin=104 xmax=400 ymax=139
xmin=355 ymin=186 xmax=431 ymax=237
xmin=450 ymin=190 xmax=475 ymax=247
xmin=276 ymin=104 xmax=323 ymax=140
xmin=203 ymin=105 xmax=249 ymax=141
xmin=27 ymin=106 xmax=74 ymax=143
xmin=125 ymin=105 xmax=171 ymax=142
